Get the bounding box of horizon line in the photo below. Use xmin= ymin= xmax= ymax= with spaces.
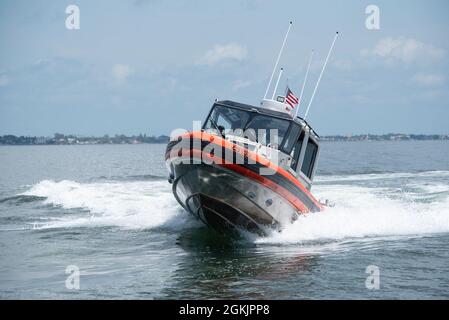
xmin=1 ymin=132 xmax=449 ymax=137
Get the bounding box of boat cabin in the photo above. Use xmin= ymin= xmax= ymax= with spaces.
xmin=202 ymin=100 xmax=320 ymax=190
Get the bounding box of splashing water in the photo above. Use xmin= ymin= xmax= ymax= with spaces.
xmin=258 ymin=184 xmax=449 ymax=244
xmin=21 ymin=179 xmax=191 ymax=230
xmin=20 ymin=171 xmax=449 ymax=244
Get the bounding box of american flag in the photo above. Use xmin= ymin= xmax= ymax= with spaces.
xmin=285 ymin=87 xmax=299 ymax=108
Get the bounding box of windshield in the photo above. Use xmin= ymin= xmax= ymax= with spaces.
xmin=244 ymin=115 xmax=290 ymax=148
xmin=204 ymin=104 xmax=293 ymax=149
xmin=204 ymin=105 xmax=251 ymax=134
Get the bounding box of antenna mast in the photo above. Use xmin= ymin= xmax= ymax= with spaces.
xmin=272 ymin=68 xmax=284 ymax=99
xmin=263 ymin=21 xmax=293 ymax=100
xmin=304 ymin=32 xmax=339 ymax=120
xmin=294 ymin=49 xmax=314 ymax=118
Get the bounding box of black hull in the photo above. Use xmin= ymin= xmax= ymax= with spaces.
xmin=171 ymin=163 xmax=296 ymax=235
xmin=165 ymin=132 xmax=322 ymax=235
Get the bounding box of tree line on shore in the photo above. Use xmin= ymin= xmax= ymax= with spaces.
xmin=0 ymin=133 xmax=170 ymax=145
xmin=0 ymin=132 xmax=448 ymax=145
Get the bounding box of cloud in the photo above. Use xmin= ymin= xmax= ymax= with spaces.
xmin=411 ymin=73 xmax=445 ymax=87
xmin=132 ymin=0 xmax=160 ymax=6
xmin=232 ymin=79 xmax=252 ymax=91
xmin=112 ymin=64 xmax=134 ymax=81
xmin=0 ymin=74 xmax=9 ymax=86
xmin=331 ymin=59 xmax=353 ymax=71
xmin=197 ymin=43 xmax=248 ymax=66
xmin=361 ymin=37 xmax=445 ymax=64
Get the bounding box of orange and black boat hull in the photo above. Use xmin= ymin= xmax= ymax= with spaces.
xmin=165 ymin=132 xmax=322 ymax=235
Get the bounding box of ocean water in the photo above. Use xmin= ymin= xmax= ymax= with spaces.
xmin=0 ymin=141 xmax=449 ymax=299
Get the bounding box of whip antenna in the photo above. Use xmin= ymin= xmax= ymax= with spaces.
xmin=272 ymin=68 xmax=284 ymax=99
xmin=294 ymin=49 xmax=314 ymax=118
xmin=263 ymin=21 xmax=293 ymax=100
xmin=304 ymin=32 xmax=339 ymax=120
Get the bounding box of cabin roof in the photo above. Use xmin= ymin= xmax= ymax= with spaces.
xmin=216 ymin=100 xmax=320 ymax=139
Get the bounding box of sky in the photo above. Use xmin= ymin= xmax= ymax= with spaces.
xmin=0 ymin=0 xmax=448 ymax=136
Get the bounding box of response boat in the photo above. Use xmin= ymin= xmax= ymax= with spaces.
xmin=165 ymin=23 xmax=338 ymax=235
xmin=166 ymin=98 xmax=324 ymax=235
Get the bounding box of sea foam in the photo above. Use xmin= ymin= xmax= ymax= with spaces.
xmin=258 ymin=183 xmax=449 ymax=244
xmin=22 ymin=171 xmax=449 ymax=243
xmin=21 ymin=179 xmax=190 ymax=230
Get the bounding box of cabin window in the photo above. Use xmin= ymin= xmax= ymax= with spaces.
xmin=216 ymin=114 xmax=232 ymax=130
xmin=203 ymin=104 xmax=293 ymax=149
xmin=301 ymin=139 xmax=318 ymax=179
xmin=290 ymin=131 xmax=305 ymax=171
xmin=244 ymin=115 xmax=290 ymax=148
xmin=205 ymin=105 xmax=250 ymax=133
xmin=282 ymin=123 xmax=301 ymax=153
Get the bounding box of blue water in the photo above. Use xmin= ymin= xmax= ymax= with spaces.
xmin=1 ymin=141 xmax=449 ymax=299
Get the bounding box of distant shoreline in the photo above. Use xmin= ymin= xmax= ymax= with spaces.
xmin=0 ymin=134 xmax=170 ymax=146
xmin=1 ymin=133 xmax=448 ymax=145
xmin=320 ymin=134 xmax=449 ymax=142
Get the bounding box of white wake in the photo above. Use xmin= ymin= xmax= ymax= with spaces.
xmin=21 ymin=179 xmax=190 ymax=230
xmin=258 ymin=181 xmax=449 ymax=244
xmin=22 ymin=171 xmax=449 ymax=243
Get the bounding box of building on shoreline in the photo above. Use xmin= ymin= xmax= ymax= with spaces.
xmin=1 ymin=133 xmax=448 ymax=145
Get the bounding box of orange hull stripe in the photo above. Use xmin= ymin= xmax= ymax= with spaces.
xmin=178 ymin=149 xmax=310 ymax=213
xmin=179 ymin=131 xmax=323 ymax=209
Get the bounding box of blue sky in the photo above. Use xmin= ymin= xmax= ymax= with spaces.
xmin=0 ymin=0 xmax=448 ymax=136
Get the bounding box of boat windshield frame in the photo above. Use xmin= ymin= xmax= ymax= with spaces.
xmin=203 ymin=102 xmax=304 ymax=154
